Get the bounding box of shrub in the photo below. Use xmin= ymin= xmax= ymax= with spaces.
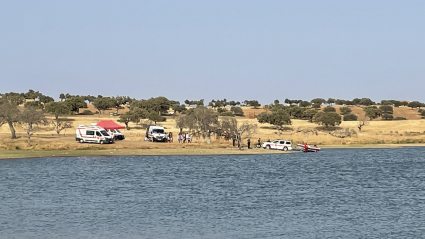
xmin=230 ymin=106 xmax=244 ymax=116
xmin=339 ymin=106 xmax=352 ymax=115
xmin=379 ymin=105 xmax=393 ymax=114
xmin=81 ymin=110 xmax=94 ymax=115
xmin=220 ymin=111 xmax=234 ymax=117
xmin=382 ymin=113 xmax=394 ymax=120
xmin=343 ymin=113 xmax=358 ymax=121
xmin=323 ymin=106 xmax=336 ymax=113
xmin=394 ymin=117 xmax=407 ymax=120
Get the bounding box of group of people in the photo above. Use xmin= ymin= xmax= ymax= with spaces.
xmin=232 ymin=137 xmax=264 ymax=149
xmin=177 ymin=132 xmax=193 ymax=143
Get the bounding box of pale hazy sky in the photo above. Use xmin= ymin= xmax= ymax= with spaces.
xmin=1 ymin=0 xmax=424 ymax=104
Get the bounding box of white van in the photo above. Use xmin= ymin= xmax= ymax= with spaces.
xmin=146 ymin=126 xmax=166 ymax=142
xmin=106 ymin=129 xmax=125 ymax=140
xmin=75 ymin=125 xmax=114 ymax=144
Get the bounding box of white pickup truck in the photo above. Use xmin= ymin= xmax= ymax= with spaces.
xmin=262 ymin=140 xmax=292 ymax=151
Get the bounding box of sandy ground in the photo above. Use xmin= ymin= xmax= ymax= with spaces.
xmin=1 ymin=105 xmax=424 ymax=159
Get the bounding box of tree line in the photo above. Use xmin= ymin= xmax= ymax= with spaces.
xmin=1 ymin=89 xmax=425 ymax=145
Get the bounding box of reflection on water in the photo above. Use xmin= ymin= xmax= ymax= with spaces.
xmin=1 ymin=148 xmax=425 ymax=238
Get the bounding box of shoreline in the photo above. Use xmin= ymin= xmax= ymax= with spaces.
xmin=1 ymin=143 xmax=424 ymax=159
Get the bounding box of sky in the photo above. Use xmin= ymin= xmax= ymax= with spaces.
xmin=1 ymin=0 xmax=424 ymax=104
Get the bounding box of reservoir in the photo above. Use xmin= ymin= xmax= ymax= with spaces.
xmin=1 ymin=148 xmax=425 ymax=238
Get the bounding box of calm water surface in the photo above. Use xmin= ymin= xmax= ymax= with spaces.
xmin=1 ymin=148 xmax=425 ymax=238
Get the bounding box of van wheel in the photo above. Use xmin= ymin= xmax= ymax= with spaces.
xmin=266 ymin=145 xmax=271 ymax=150
xmin=100 ymin=140 xmax=104 ymax=144
xmin=79 ymin=139 xmax=84 ymax=143
xmin=283 ymin=147 xmax=288 ymax=151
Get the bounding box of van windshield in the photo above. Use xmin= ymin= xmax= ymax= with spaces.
xmin=153 ymin=129 xmax=164 ymax=134
xmin=100 ymin=130 xmax=109 ymax=136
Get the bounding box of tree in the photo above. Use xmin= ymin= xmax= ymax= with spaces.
xmin=24 ymin=89 xmax=40 ymax=100
xmin=175 ymin=106 xmax=219 ymax=144
xmin=408 ymin=101 xmax=422 ymax=109
xmin=44 ymin=102 xmax=73 ymax=136
xmin=218 ymin=117 xmax=257 ymax=148
xmin=172 ymin=103 xmax=187 ymax=114
xmin=343 ymin=113 xmax=358 ymax=121
xmin=93 ymin=97 xmax=114 ymax=115
xmin=19 ymin=107 xmax=47 ymax=145
xmin=288 ymin=106 xmax=305 ymax=119
xmin=382 ymin=113 xmax=394 ymax=120
xmin=59 ymin=93 xmax=66 ymax=101
xmin=422 ymin=111 xmax=425 ymax=117
xmin=84 ymin=95 xmax=97 ymax=103
xmin=65 ymin=97 xmax=87 ymax=114
xmin=364 ymin=106 xmax=381 ymax=120
xmin=127 ymin=107 xmax=148 ymax=125
xmin=132 ymin=97 xmax=171 ymax=115
xmin=379 ymin=105 xmax=393 ymax=114
xmin=118 ymin=111 xmax=142 ymax=130
xmin=339 ymin=106 xmax=352 ymax=115
xmin=230 ymin=106 xmax=244 ymax=116
xmin=2 ymin=92 xmax=25 ymax=105
xmin=111 ymin=96 xmax=130 ymax=114
xmin=327 ymin=98 xmax=335 ymax=105
xmin=311 ymin=98 xmax=326 ymax=105
xmin=24 ymin=101 xmax=44 ymax=109
xmin=256 ymin=109 xmax=291 ymax=134
xmin=312 ymin=103 xmax=321 ymax=109
xmin=0 ymin=99 xmax=21 ymax=139
xmin=39 ymin=95 xmax=55 ymax=104
xmin=299 ymin=101 xmax=311 ymax=108
xmin=245 ymin=100 xmax=261 ymax=109
xmin=359 ymin=98 xmax=375 ymax=106
xmin=323 ymin=106 xmax=336 ymax=113
xmin=313 ymin=112 xmax=341 ymax=127
xmin=147 ymin=111 xmax=166 ymax=125
xmin=353 ymin=98 xmax=361 ymax=105
xmin=302 ymin=109 xmax=318 ymax=122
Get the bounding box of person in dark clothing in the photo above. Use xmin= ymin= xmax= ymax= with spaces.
xmin=232 ymin=137 xmax=236 ymax=147
xmin=257 ymin=138 xmax=261 ymax=148
xmin=247 ymin=139 xmax=251 ymax=149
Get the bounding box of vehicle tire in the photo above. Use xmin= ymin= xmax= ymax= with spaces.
xmin=79 ymin=139 xmax=84 ymax=143
xmin=266 ymin=145 xmax=271 ymax=150
xmin=100 ymin=140 xmax=104 ymax=144
xmin=283 ymin=147 xmax=288 ymax=151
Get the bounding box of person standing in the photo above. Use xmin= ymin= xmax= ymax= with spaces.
xmin=257 ymin=138 xmax=261 ymax=148
xmin=247 ymin=138 xmax=251 ymax=149
xmin=232 ymin=137 xmax=236 ymax=147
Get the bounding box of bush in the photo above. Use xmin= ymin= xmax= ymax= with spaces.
xmin=382 ymin=113 xmax=394 ymax=120
xmin=323 ymin=106 xmax=336 ymax=113
xmin=220 ymin=111 xmax=234 ymax=117
xmin=339 ymin=106 xmax=352 ymax=115
xmin=230 ymin=106 xmax=244 ymax=116
xmin=394 ymin=117 xmax=407 ymax=120
xmin=343 ymin=113 xmax=358 ymax=121
xmin=81 ymin=110 xmax=94 ymax=115
xmin=379 ymin=105 xmax=393 ymax=114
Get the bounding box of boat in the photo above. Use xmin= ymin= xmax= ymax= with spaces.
xmin=297 ymin=144 xmax=321 ymax=152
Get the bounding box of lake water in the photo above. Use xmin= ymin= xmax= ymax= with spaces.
xmin=1 ymin=148 xmax=425 ymax=238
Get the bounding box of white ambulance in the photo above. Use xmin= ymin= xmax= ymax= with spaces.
xmin=75 ymin=125 xmax=114 ymax=144
xmin=146 ymin=125 xmax=167 ymax=142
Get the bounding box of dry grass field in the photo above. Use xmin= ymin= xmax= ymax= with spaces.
xmin=1 ymin=105 xmax=424 ymax=157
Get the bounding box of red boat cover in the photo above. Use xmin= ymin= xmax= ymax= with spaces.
xmin=96 ymin=120 xmax=125 ymax=130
